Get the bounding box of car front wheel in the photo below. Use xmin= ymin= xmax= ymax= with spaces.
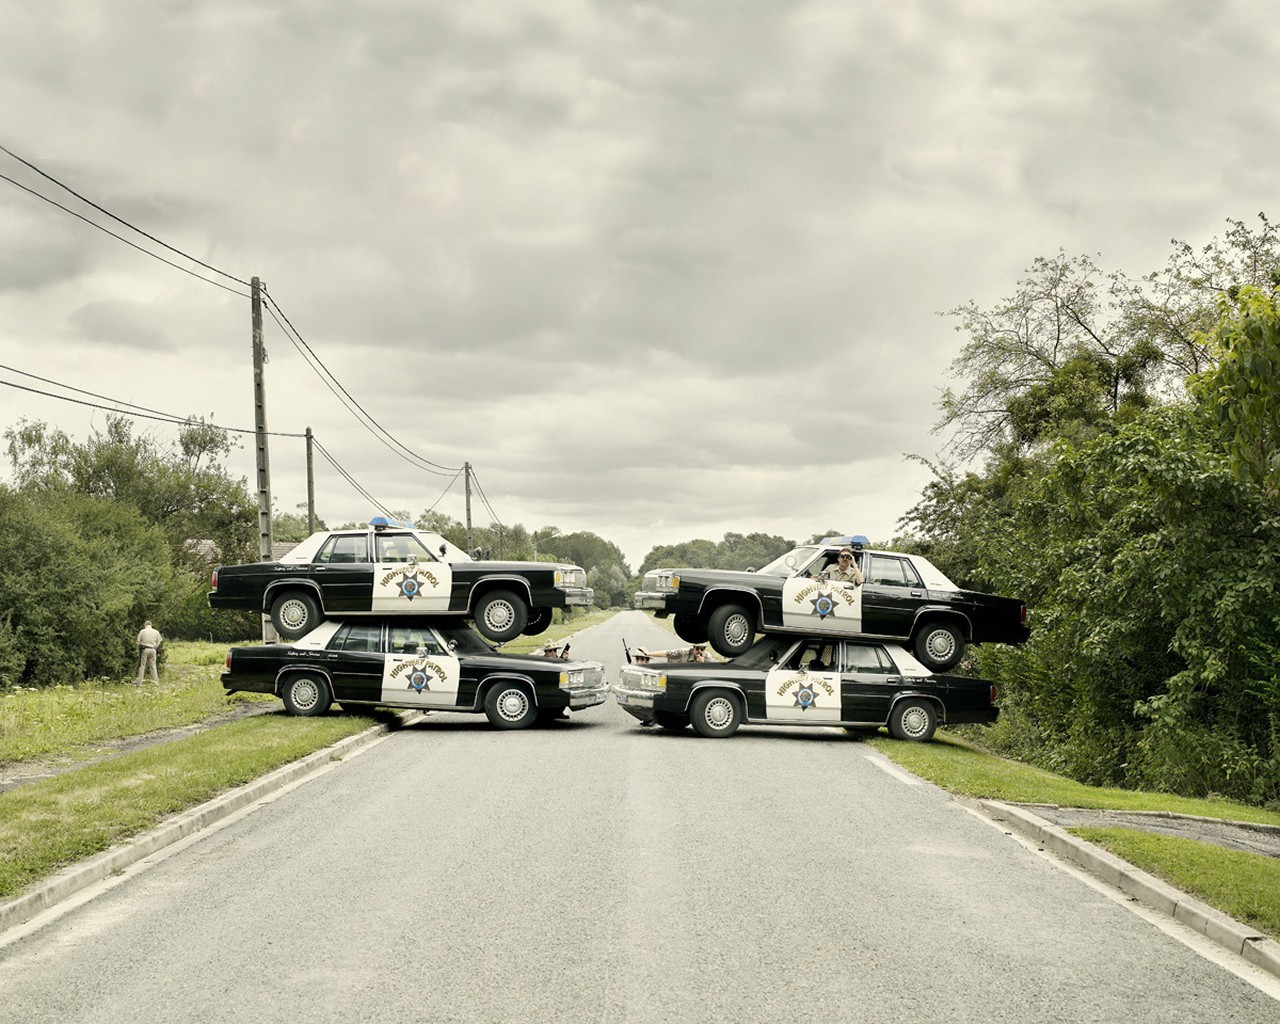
xmin=707 ymin=604 xmax=754 ymax=658
xmin=889 ymin=699 xmax=938 ymax=742
xmin=523 ymin=607 xmax=553 ymax=636
xmin=689 ymin=690 xmax=743 ymax=738
xmin=270 ymin=591 xmax=321 ymax=640
xmin=474 ymin=590 xmax=530 ymax=643
xmin=913 ymin=621 xmax=965 ymax=672
xmin=484 ymin=683 xmax=537 ymax=729
xmin=281 ymin=673 xmax=332 ymax=717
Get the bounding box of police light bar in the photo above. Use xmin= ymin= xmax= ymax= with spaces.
xmin=369 ymin=516 xmax=409 ymax=529
xmin=821 ymin=534 xmax=870 ymax=548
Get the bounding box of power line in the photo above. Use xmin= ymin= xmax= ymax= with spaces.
xmin=311 ymin=437 xmax=394 ymax=518
xmin=262 ymin=289 xmax=464 ymax=476
xmin=423 ymin=468 xmax=464 ymax=515
xmin=0 ymin=366 xmax=304 ymax=438
xmin=469 ymin=468 xmax=505 ymax=531
xmin=0 ymin=144 xmax=251 ymax=288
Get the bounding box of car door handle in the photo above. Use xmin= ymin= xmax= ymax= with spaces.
xmin=910 ymin=590 xmax=922 ymax=597
xmin=315 ymin=566 xmax=328 ymax=572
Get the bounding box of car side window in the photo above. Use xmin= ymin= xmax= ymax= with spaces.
xmin=786 ymin=640 xmax=835 ymax=672
xmin=866 ymin=555 xmax=922 ymax=588
xmin=843 ymin=644 xmax=893 ymax=673
xmin=376 ymin=534 xmax=441 ymax=563
xmin=317 ymin=535 xmax=370 ymax=564
xmin=388 ymin=626 xmax=445 ymax=656
xmin=329 ymin=622 xmax=382 ymax=652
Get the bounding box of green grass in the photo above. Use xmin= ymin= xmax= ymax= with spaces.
xmin=871 ymin=731 xmax=1280 ymax=940
xmin=498 ymin=607 xmax=620 ymax=654
xmin=1072 ymin=827 xmax=1280 ymax=940
xmin=0 ymin=640 xmax=273 ymax=766
xmin=0 ymin=712 xmax=373 ymax=900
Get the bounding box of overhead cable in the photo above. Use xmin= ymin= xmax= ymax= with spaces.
xmin=0 ymin=143 xmax=251 ymax=288
xmin=311 ymin=437 xmax=394 ymax=518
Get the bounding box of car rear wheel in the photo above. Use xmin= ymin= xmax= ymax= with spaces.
xmin=889 ymin=699 xmax=938 ymax=742
xmin=281 ymin=673 xmax=332 ymax=717
xmin=707 ymin=604 xmax=754 ymax=658
xmin=653 ymin=709 xmax=690 ymax=731
xmin=913 ymin=621 xmax=965 ymax=672
xmin=689 ymin=690 xmax=742 ymax=738
xmin=523 ymin=607 xmax=553 ymax=636
xmin=270 ymin=591 xmax=321 ymax=641
xmin=673 ymin=614 xmax=709 ymax=644
xmin=484 ymin=683 xmax=537 ymax=729
xmin=474 ymin=590 xmax=530 ymax=643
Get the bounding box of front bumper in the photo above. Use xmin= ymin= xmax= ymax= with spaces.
xmin=633 ymin=591 xmax=671 ymax=612
xmin=560 ymin=586 xmax=595 ymax=608
xmin=564 ymin=682 xmax=609 ymax=709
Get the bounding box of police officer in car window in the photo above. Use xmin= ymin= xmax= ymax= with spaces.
xmin=823 ymin=547 xmax=864 ymax=586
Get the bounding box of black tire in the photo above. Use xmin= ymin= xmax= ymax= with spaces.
xmin=689 ymin=689 xmax=743 ymax=738
xmin=672 ymin=614 xmax=709 ymax=644
xmin=474 ymin=590 xmax=529 ymax=643
xmin=270 ymin=590 xmax=321 ymax=641
xmin=912 ymin=621 xmax=965 ymax=672
xmin=889 ymin=699 xmax=938 ymax=742
xmin=484 ymin=682 xmax=537 ymax=729
xmin=706 ymin=603 xmax=754 ymax=658
xmin=281 ymin=673 xmax=332 ymax=717
xmin=653 ymin=709 xmax=690 ymax=731
xmin=523 ymin=607 xmax=553 ymax=636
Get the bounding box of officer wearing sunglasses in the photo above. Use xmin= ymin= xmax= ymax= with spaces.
xmin=822 ymin=547 xmax=864 ymax=585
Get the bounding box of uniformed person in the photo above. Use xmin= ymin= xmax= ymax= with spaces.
xmin=634 ymin=643 xmax=711 ymax=663
xmin=822 ymin=547 xmax=864 ymax=585
xmin=136 ymin=620 xmax=162 ymax=684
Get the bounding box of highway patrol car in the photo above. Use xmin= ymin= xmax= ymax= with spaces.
xmin=612 ymin=633 xmax=999 ymax=741
xmin=633 ymin=534 xmax=1029 ymax=670
xmin=222 ymin=618 xmax=608 ymax=727
xmin=208 ymin=517 xmax=593 ymax=643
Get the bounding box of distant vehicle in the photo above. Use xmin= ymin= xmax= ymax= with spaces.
xmin=221 ymin=618 xmax=608 ymax=728
xmin=612 ymin=633 xmax=999 ymax=741
xmin=633 ymin=534 xmax=1029 ymax=670
xmin=208 ymin=517 xmax=593 ymax=643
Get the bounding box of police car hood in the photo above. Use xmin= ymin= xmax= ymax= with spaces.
xmin=470 ymin=559 xmax=584 ymax=572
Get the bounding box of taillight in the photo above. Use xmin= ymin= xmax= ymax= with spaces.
xmin=211 ymin=569 xmax=219 ymax=591
xmin=225 ymin=651 xmax=233 ymax=670
xmin=990 ymin=684 xmax=999 ymax=704
xmin=1020 ymin=604 xmax=1027 ymax=625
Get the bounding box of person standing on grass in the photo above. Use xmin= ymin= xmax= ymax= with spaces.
xmin=136 ymin=620 xmax=162 ymax=684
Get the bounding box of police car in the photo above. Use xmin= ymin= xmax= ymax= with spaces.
xmin=221 ymin=618 xmax=608 ymax=726
xmin=633 ymin=534 xmax=1029 ymax=670
xmin=612 ymin=633 xmax=998 ymax=740
xmin=208 ymin=517 xmax=594 ymax=643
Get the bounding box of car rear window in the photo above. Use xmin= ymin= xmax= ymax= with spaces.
xmin=317 ymin=534 xmax=370 ymax=564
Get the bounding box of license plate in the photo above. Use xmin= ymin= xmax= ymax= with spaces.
xmin=616 ymin=693 xmax=628 ymax=704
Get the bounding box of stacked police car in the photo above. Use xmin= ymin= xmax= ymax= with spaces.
xmin=214 ymin=517 xmax=608 ymax=728
xmin=616 ymin=535 xmax=1018 ymax=740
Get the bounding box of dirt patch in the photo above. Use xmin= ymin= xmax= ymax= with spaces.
xmin=1016 ymin=803 xmax=1280 ymax=859
xmin=0 ymin=703 xmax=277 ymax=794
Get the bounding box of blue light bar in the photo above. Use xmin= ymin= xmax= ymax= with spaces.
xmin=369 ymin=516 xmax=408 ymax=529
xmin=820 ymin=534 xmax=870 ymax=548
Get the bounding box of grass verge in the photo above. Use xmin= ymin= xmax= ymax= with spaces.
xmin=0 ymin=712 xmax=373 ymax=900
xmin=871 ymin=732 xmax=1280 ymax=939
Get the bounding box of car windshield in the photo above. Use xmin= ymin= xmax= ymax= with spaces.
xmin=730 ymin=634 xmax=794 ymax=669
xmin=435 ymin=624 xmax=496 ymax=655
xmin=755 ymin=546 xmax=820 ymax=577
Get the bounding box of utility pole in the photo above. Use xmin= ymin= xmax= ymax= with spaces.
xmin=464 ymin=461 xmax=473 ymax=553
xmin=305 ymin=427 xmax=316 ymax=535
xmin=251 ymin=277 xmax=276 ymax=641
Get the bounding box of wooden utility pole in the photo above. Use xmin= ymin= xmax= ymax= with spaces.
xmin=305 ymin=426 xmax=316 ymax=535
xmin=464 ymin=461 xmax=473 ymax=553
xmin=251 ymin=277 xmax=276 ymax=641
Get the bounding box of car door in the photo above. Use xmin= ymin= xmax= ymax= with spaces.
xmin=381 ymin=624 xmax=462 ymax=707
xmin=371 ymin=532 xmax=454 ymax=614
xmin=761 ymin=639 xmax=843 ymax=722
xmin=837 ymin=642 xmax=899 ymax=723
xmin=311 ymin=533 xmax=375 ymax=611
xmin=779 ymin=553 xmax=863 ymax=634
xmin=323 ymin=621 xmax=386 ymax=702
xmin=859 ymin=554 xmax=924 ymax=639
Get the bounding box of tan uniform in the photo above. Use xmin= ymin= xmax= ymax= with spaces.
xmin=823 ymin=562 xmax=864 ymax=585
xmin=136 ymin=625 xmax=162 ymax=683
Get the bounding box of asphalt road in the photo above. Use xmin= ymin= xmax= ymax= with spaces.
xmin=0 ymin=611 xmax=1276 ymax=1022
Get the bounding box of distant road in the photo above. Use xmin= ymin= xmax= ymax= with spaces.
xmin=0 ymin=611 xmax=1274 ymax=1021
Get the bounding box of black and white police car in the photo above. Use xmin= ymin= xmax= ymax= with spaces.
xmin=634 ymin=534 xmax=1029 ymax=670
xmin=209 ymin=517 xmax=593 ymax=643
xmin=222 ymin=617 xmax=608 ymax=727
xmin=612 ymin=632 xmax=999 ymax=741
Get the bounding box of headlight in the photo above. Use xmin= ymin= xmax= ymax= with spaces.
xmin=645 ymin=571 xmax=679 ymax=592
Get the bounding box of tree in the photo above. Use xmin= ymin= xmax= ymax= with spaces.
xmin=1193 ymin=283 xmax=1280 ymax=502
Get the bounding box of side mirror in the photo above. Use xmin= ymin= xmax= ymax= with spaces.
xmin=472 ymin=547 xmax=483 ymax=559
xmin=784 ymin=556 xmax=797 ymax=570
xmin=447 ymin=639 xmax=458 ymax=652
xmin=439 ymin=544 xmax=448 ymax=557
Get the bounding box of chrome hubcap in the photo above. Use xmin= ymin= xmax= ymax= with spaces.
xmin=703 ymin=697 xmax=734 ymax=730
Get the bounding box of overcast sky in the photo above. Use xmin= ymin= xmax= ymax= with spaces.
xmin=2 ymin=0 xmax=1278 ymax=569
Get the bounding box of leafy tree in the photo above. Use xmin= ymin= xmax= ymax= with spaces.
xmin=0 ymin=487 xmax=172 ymax=685
xmin=1193 ymin=283 xmax=1280 ymax=502
xmin=639 ymin=532 xmax=793 ymax=574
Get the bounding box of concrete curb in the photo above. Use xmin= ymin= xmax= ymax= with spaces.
xmin=978 ymin=799 xmax=1280 ymax=981
xmin=0 ymin=712 xmax=421 ymax=938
